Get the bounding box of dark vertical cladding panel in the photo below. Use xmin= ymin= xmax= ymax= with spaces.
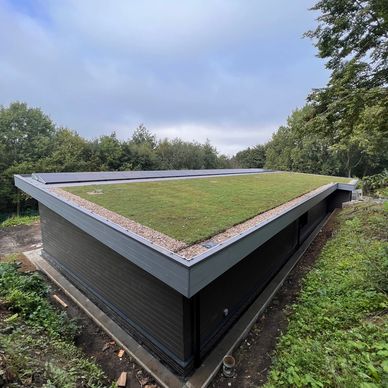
xmin=198 ymin=220 xmax=299 ymax=357
xmin=39 ymin=205 xmax=188 ymax=372
xmin=328 ymin=190 xmax=352 ymax=211
xmin=299 ymin=199 xmax=328 ymax=243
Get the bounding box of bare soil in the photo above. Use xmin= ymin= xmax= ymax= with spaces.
xmin=210 ymin=211 xmax=339 ymax=388
xmin=0 ymin=222 xmax=41 ymax=255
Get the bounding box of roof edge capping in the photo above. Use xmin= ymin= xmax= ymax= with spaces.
xmin=14 ymin=174 xmax=357 ymax=297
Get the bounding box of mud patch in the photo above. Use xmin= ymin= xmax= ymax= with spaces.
xmin=0 ymin=223 xmax=41 ymax=255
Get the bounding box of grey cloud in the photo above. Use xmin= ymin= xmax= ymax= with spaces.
xmin=0 ymin=0 xmax=326 ymax=154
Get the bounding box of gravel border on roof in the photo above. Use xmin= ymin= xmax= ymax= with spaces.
xmin=50 ymin=188 xmax=188 ymax=252
xmin=178 ymin=183 xmax=334 ymax=258
xmin=51 ymin=183 xmax=334 ymax=260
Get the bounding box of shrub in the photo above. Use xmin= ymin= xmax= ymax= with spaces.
xmin=362 ymin=170 xmax=388 ymax=194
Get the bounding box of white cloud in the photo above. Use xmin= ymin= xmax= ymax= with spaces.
xmin=0 ymin=0 xmax=327 ymax=154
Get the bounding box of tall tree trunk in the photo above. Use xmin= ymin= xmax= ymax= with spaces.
xmin=16 ymin=190 xmax=20 ymax=217
xmin=346 ymin=149 xmax=351 ymax=178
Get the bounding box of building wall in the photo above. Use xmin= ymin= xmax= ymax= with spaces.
xmin=38 ymin=189 xmax=350 ymax=376
xmin=39 ymin=205 xmax=191 ymax=373
xmin=196 ymin=220 xmax=299 ymax=359
xmin=299 ymin=198 xmax=328 ymax=243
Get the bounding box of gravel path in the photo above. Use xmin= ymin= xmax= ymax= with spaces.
xmin=51 ymin=184 xmax=334 ymax=260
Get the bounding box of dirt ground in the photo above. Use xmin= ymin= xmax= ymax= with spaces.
xmin=0 ymin=214 xmax=338 ymax=387
xmin=0 ymin=222 xmax=41 ymax=255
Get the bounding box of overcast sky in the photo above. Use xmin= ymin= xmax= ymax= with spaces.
xmin=0 ymin=0 xmax=328 ymax=155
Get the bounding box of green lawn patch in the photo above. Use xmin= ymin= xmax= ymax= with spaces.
xmin=265 ymin=202 xmax=388 ymax=387
xmin=64 ymin=172 xmax=350 ymax=244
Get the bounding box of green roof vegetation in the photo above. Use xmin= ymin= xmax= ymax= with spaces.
xmin=64 ymin=172 xmax=351 ymax=244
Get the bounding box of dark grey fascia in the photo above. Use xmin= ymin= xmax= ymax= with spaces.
xmin=187 ymin=184 xmax=336 ymax=296
xmin=15 ymin=175 xmax=357 ymax=298
xmin=337 ymin=179 xmax=358 ymax=191
xmin=15 ymin=175 xmax=191 ymax=296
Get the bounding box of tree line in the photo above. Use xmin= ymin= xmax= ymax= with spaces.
xmin=0 ymin=102 xmax=232 ymax=213
xmin=1 ymin=0 xmax=387 ymax=214
xmin=236 ymin=0 xmax=388 ymax=177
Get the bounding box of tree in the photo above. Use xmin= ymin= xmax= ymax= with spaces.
xmin=306 ymin=65 xmax=387 ymax=176
xmin=265 ymin=106 xmax=342 ymax=175
xmin=131 ymin=124 xmax=157 ymax=148
xmin=0 ymin=102 xmax=55 ymax=165
xmin=234 ymin=145 xmax=266 ymax=168
xmin=201 ymin=140 xmax=219 ymax=169
xmin=0 ymin=102 xmax=56 ymax=212
xmin=303 ymin=0 xmax=388 ymax=176
xmin=265 ymin=126 xmax=295 ymax=171
xmin=94 ymin=133 xmax=124 ymax=170
xmin=0 ymin=102 xmax=231 ymax=212
xmin=46 ymin=128 xmax=93 ymax=172
xmin=306 ymin=0 xmax=388 ymax=88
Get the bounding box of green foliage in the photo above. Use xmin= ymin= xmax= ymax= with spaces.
xmin=0 ymin=103 xmax=230 ymax=213
xmin=265 ymin=106 xmax=343 ymax=175
xmin=263 ymin=91 xmax=387 ymax=177
xmin=0 ymin=263 xmax=78 ymax=338
xmin=362 ymin=170 xmax=388 ymax=194
xmin=131 ymin=123 xmax=157 ymax=148
xmin=0 ymin=264 xmax=109 ymax=386
xmin=233 ymin=144 xmax=266 ymax=168
xmin=1 ymin=326 xmax=108 ymax=387
xmin=66 ymin=172 xmax=350 ymax=244
xmin=306 ymin=0 xmax=388 ymax=87
xmin=46 ymin=128 xmax=95 ymax=172
xmin=93 ymin=132 xmax=124 ymax=171
xmin=0 ymin=102 xmax=56 ymax=211
xmin=0 ymin=214 xmax=39 ymax=228
xmin=303 ymin=0 xmax=388 ymax=177
xmin=156 ymin=138 xmax=222 ymax=170
xmin=240 ymin=1 xmax=388 ymax=178
xmin=266 ymin=203 xmax=388 ymax=387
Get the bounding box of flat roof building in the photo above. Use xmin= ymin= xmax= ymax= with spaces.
xmin=15 ymin=169 xmax=356 ymax=377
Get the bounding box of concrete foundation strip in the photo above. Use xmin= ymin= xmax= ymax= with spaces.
xmin=24 ymin=209 xmax=337 ymax=388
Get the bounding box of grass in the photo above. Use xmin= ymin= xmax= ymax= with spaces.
xmin=0 ymin=214 xmax=39 ymax=228
xmin=0 ymin=260 xmax=110 ymax=387
xmin=65 ymin=172 xmax=351 ymax=244
xmin=265 ymin=202 xmax=388 ymax=387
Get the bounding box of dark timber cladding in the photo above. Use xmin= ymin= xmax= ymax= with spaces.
xmin=14 ymin=171 xmax=356 ymax=376
xmin=39 ymin=205 xmax=191 ymax=373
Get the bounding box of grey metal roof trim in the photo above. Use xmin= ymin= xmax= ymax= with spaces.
xmin=15 ymin=175 xmax=191 ymax=296
xmin=31 ymin=169 xmax=270 ymax=185
xmin=187 ymin=184 xmax=338 ymax=296
xmin=337 ymin=179 xmax=359 ymax=191
xmin=15 ymin=174 xmax=357 ymax=298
